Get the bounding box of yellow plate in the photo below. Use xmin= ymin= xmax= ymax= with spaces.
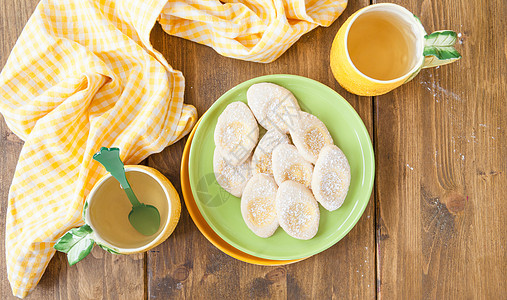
xmin=181 ymin=118 xmax=305 ymax=265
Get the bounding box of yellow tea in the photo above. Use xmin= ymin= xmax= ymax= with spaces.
xmin=89 ymin=171 xmax=169 ymax=249
xmin=347 ymin=11 xmax=417 ymax=81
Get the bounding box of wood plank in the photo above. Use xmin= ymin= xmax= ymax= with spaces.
xmin=374 ymin=0 xmax=507 ymax=298
xmin=0 ymin=0 xmax=145 ymax=298
xmin=146 ymin=0 xmax=376 ymax=298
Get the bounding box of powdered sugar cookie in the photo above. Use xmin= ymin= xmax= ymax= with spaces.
xmin=290 ymin=112 xmax=333 ymax=164
xmin=272 ymin=144 xmax=313 ymax=189
xmin=275 ymin=181 xmax=320 ymax=240
xmin=213 ymin=148 xmax=252 ymax=197
xmin=312 ymin=145 xmax=351 ymax=211
xmin=214 ymin=101 xmax=259 ymax=166
xmin=251 ymin=130 xmax=290 ymax=176
xmin=247 ymin=83 xmax=301 ymax=133
xmin=241 ymin=174 xmax=279 ymax=238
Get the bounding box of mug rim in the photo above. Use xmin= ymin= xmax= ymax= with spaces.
xmin=84 ymin=165 xmax=173 ymax=253
xmin=343 ymin=3 xmax=426 ymax=84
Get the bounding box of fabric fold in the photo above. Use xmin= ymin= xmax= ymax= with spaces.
xmin=159 ymin=0 xmax=347 ymax=62
xmin=1 ymin=0 xmax=196 ymax=297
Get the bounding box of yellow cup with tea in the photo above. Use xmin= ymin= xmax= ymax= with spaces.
xmin=330 ymin=3 xmax=461 ymax=96
xmin=54 ymin=165 xmax=181 ymax=264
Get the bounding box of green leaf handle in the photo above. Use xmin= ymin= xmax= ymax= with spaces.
xmin=98 ymin=244 xmax=121 ymax=254
xmin=54 ymin=225 xmax=94 ymax=265
xmin=422 ymin=30 xmax=462 ymax=68
xmin=92 ymin=147 xmax=141 ymax=207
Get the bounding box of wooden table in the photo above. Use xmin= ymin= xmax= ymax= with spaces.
xmin=1 ymin=0 xmax=505 ymax=299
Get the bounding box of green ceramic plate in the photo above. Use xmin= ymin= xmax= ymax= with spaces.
xmin=188 ymin=74 xmax=374 ymax=260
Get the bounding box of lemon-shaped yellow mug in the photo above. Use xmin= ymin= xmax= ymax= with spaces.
xmin=330 ymin=3 xmax=461 ymax=96
xmin=54 ymin=165 xmax=181 ymax=264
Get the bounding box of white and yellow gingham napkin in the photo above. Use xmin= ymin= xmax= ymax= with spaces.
xmin=0 ymin=0 xmax=346 ymax=297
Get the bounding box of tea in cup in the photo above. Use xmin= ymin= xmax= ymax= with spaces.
xmin=54 ymin=165 xmax=181 ymax=264
xmin=330 ymin=3 xmax=461 ymax=96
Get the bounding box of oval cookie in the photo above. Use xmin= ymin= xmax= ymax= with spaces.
xmin=251 ymin=129 xmax=290 ymax=176
xmin=214 ymin=101 xmax=259 ymax=166
xmin=247 ymin=83 xmax=300 ymax=133
xmin=312 ymin=145 xmax=351 ymax=211
xmin=290 ymin=112 xmax=333 ymax=164
xmin=276 ymin=181 xmax=320 ymax=240
xmin=213 ymin=148 xmax=252 ymax=197
xmin=241 ymin=174 xmax=279 ymax=238
xmin=272 ymin=144 xmax=313 ymax=189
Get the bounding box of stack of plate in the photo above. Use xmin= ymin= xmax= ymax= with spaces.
xmin=180 ymin=75 xmax=375 ymax=265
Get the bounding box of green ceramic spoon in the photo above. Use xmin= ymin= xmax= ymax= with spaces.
xmin=93 ymin=147 xmax=160 ymax=236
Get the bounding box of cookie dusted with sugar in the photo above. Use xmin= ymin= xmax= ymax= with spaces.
xmin=213 ymin=148 xmax=252 ymax=198
xmin=241 ymin=174 xmax=279 ymax=238
xmin=290 ymin=111 xmax=333 ymax=164
xmin=214 ymin=101 xmax=259 ymax=166
xmin=312 ymin=145 xmax=351 ymax=211
xmin=272 ymin=144 xmax=313 ymax=189
xmin=251 ymin=129 xmax=290 ymax=176
xmin=247 ymin=83 xmax=301 ymax=133
xmin=275 ymin=181 xmax=320 ymax=240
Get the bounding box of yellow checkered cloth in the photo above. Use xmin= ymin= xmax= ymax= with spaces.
xmin=0 ymin=0 xmax=346 ymax=297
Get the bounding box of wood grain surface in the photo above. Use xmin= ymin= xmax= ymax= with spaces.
xmin=373 ymin=0 xmax=507 ymax=299
xmin=0 ymin=0 xmax=505 ymax=299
